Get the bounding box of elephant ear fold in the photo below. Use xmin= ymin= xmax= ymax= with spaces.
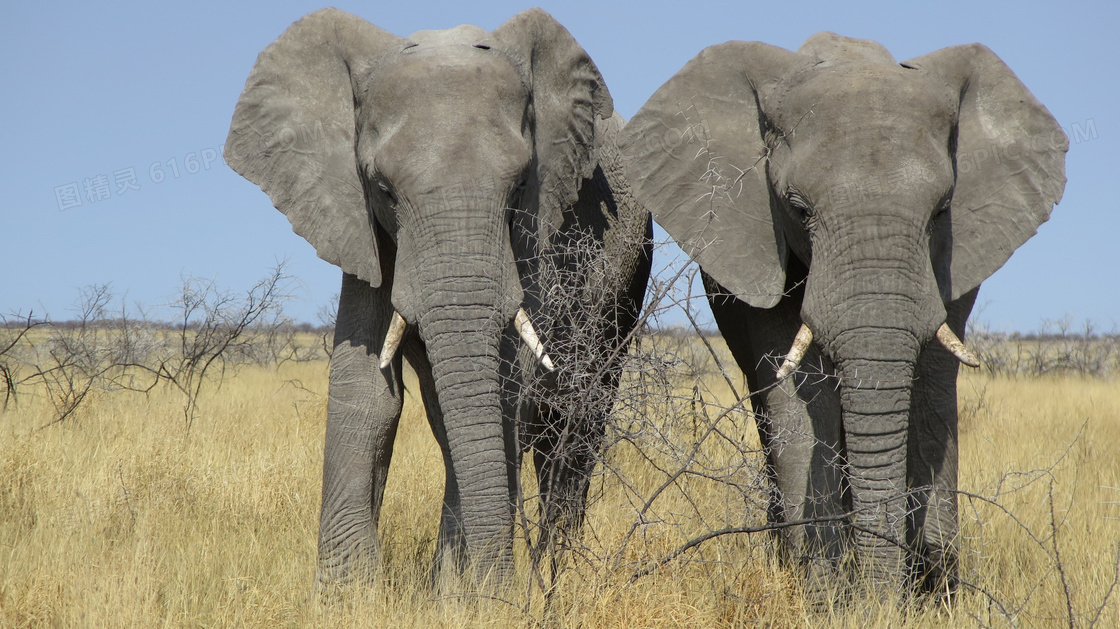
xmin=224 ymin=9 xmax=405 ymax=288
xmin=905 ymin=44 xmax=1067 ymax=302
xmin=492 ymin=8 xmax=613 ymax=247
xmin=619 ymin=42 xmax=802 ymax=308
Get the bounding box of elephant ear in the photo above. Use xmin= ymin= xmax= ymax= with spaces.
xmin=492 ymin=8 xmax=613 ymax=248
xmin=619 ymin=42 xmax=803 ymax=308
xmin=905 ymin=44 xmax=1067 ymax=302
xmin=224 ymin=9 xmax=405 ymax=288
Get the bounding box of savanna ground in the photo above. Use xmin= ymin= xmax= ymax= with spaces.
xmin=2 ymin=328 xmax=1119 ymax=628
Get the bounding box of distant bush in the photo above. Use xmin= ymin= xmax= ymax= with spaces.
xmin=968 ymin=316 xmax=1120 ymax=377
xmin=1 ymin=263 xmax=332 ymax=428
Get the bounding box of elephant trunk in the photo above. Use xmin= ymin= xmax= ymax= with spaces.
xmin=398 ymin=197 xmax=523 ymax=586
xmin=417 ymin=295 xmax=515 ymax=584
xmin=832 ymin=328 xmax=920 ymax=590
xmin=803 ymin=216 xmax=944 ymax=592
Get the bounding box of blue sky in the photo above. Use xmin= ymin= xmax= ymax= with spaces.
xmin=2 ymin=0 xmax=1115 ymax=331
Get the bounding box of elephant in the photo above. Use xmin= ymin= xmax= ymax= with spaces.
xmin=620 ymin=33 xmax=1066 ymax=600
xmin=224 ymin=8 xmax=651 ymax=590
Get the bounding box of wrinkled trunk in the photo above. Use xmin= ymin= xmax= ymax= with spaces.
xmin=403 ymin=201 xmax=522 ymax=587
xmin=804 ymin=214 xmax=942 ymax=593
xmin=419 ymin=300 xmax=514 ymax=584
xmin=833 ymin=327 xmax=920 ymax=590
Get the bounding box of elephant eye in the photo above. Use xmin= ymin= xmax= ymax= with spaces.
xmin=508 ymin=176 xmax=529 ymax=208
xmin=786 ymin=188 xmax=819 ymax=231
xmin=376 ymin=179 xmax=398 ymax=206
xmin=787 ymin=188 xmax=814 ymax=217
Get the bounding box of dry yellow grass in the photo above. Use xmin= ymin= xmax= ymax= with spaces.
xmin=2 ymin=356 xmax=1118 ymax=627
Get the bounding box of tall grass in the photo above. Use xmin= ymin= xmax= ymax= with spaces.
xmin=2 ymin=356 xmax=1118 ymax=627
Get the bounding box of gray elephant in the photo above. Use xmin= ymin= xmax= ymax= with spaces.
xmin=620 ymin=33 xmax=1065 ymax=599
xmin=225 ymin=8 xmax=651 ymax=589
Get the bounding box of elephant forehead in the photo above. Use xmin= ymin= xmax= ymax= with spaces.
xmin=407 ymin=24 xmax=492 ymax=47
xmin=370 ymin=49 xmax=529 ymax=108
xmin=797 ymin=32 xmax=897 ymax=66
xmin=771 ymin=67 xmax=955 ymax=142
xmin=766 ymin=70 xmax=956 ymax=202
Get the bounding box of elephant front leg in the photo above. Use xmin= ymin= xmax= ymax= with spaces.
xmin=705 ymin=273 xmax=848 ymax=602
xmin=316 ymin=274 xmax=405 ymax=591
xmin=907 ymin=287 xmax=977 ymax=596
xmin=528 ymin=405 xmax=604 ymax=583
xmin=755 ymin=368 xmax=848 ymax=595
xmin=405 ymin=344 xmax=468 ymax=587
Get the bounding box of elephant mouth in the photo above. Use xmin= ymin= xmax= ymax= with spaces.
xmin=377 ymin=306 xmax=556 ymax=371
xmin=775 ymin=321 xmax=979 ymax=380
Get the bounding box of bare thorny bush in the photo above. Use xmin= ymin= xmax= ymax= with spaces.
xmin=509 ymin=230 xmax=773 ymax=610
xmin=505 ymin=231 xmax=1120 ymax=624
xmin=1 ymin=262 xmax=328 ymax=429
xmin=8 ymin=284 xmax=143 ymax=425
xmin=0 ymin=312 xmax=47 ymax=411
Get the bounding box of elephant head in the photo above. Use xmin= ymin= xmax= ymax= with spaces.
xmin=621 ymin=33 xmax=1066 ymax=590
xmin=224 ymin=8 xmax=614 ymax=585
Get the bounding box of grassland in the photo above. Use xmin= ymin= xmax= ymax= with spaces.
xmin=2 ymin=346 xmax=1119 ymax=627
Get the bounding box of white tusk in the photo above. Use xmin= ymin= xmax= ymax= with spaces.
xmin=776 ymin=324 xmax=814 ymax=381
xmin=378 ymin=311 xmax=407 ymax=370
xmin=515 ymin=308 xmax=556 ymax=372
xmin=936 ymin=323 xmax=980 ymax=368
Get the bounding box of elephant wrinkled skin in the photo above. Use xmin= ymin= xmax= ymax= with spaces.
xmin=225 ymin=8 xmax=651 ymax=591
xmin=620 ymin=32 xmax=1066 ymax=600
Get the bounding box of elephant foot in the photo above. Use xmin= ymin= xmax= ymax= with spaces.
xmin=431 ymin=535 xmax=515 ymax=595
xmin=908 ymin=545 xmax=959 ymax=604
xmin=802 ymin=555 xmax=852 ymax=612
xmin=430 ymin=513 xmax=471 ymax=593
xmin=431 ymin=545 xmax=470 ymax=594
xmin=314 ymin=552 xmax=382 ymax=604
xmin=530 ymin=523 xmax=579 ymax=590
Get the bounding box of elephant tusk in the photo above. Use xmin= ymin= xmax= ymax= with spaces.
xmin=936 ymin=323 xmax=980 ymax=368
xmin=776 ymin=324 xmax=814 ymax=381
xmin=515 ymin=308 xmax=556 ymax=372
xmin=378 ymin=311 xmax=407 ymax=370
